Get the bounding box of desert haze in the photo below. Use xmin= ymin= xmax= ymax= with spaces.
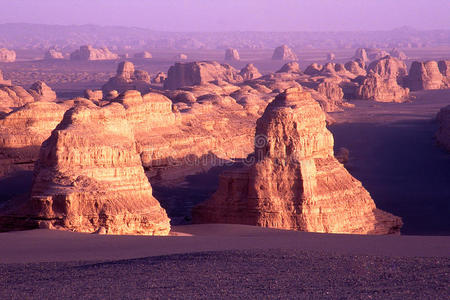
xmin=0 ymin=0 xmax=449 ymax=299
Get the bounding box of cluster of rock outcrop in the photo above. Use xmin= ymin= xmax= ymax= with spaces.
xmin=407 ymin=60 xmax=450 ymax=91
xmin=102 ymin=61 xmax=151 ymax=94
xmin=134 ymin=51 xmax=152 ymax=59
xmin=356 ymin=56 xmax=409 ymax=102
xmin=193 ymin=88 xmax=402 ymax=234
xmin=0 ymin=48 xmax=16 ymax=62
xmin=70 ymin=45 xmax=119 ymax=61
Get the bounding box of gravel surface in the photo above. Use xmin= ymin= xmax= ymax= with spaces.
xmin=1 ymin=249 xmax=449 ymax=299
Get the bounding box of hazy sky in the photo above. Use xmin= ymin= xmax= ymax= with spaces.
xmin=1 ymin=0 xmax=449 ymax=31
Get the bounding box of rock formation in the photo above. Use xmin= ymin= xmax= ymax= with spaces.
xmin=408 ymin=61 xmax=445 ymax=91
xmin=436 ymin=105 xmax=450 ymax=151
xmin=134 ymin=51 xmax=152 ymax=59
xmin=0 ymin=101 xmax=72 ymax=162
xmin=152 ymin=72 xmax=167 ymax=84
xmin=28 ymin=81 xmax=57 ymax=102
xmin=193 ymin=87 xmax=402 ymax=234
xmin=164 ymin=61 xmax=242 ymax=90
xmin=357 ymin=56 xmax=409 ymax=102
xmin=0 ymin=48 xmax=16 ymax=62
xmin=23 ymin=102 xmax=171 ymax=235
xmin=327 ymin=52 xmax=336 ymax=60
xmin=240 ymin=64 xmax=262 ymax=81
xmin=84 ymin=89 xmax=103 ymax=101
xmin=0 ymin=84 xmax=35 ymax=114
xmin=353 ymin=48 xmax=369 ymax=64
xmin=0 ymin=69 xmax=10 ymax=85
xmin=277 ymin=62 xmax=301 ymax=73
xmin=272 ymin=45 xmax=298 ymax=61
xmin=438 ymin=60 xmax=450 ymax=86
xmin=304 ymin=63 xmax=323 ymax=75
xmin=344 ymin=60 xmax=367 ymax=76
xmin=70 ymin=45 xmax=119 ymax=61
xmin=44 ymin=49 xmax=64 ymax=60
xmin=102 ymin=61 xmax=151 ymax=94
xmin=225 ymin=48 xmax=240 ymax=61
xmin=175 ymin=53 xmax=188 ymax=60
xmin=390 ymin=48 xmax=407 ymax=60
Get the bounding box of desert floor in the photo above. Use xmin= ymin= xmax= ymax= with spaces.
xmin=0 ymin=225 xmax=449 ymax=299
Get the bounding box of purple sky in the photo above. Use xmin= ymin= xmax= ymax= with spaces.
xmin=1 ymin=0 xmax=449 ymax=31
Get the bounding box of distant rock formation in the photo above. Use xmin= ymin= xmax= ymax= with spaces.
xmin=436 ymin=105 xmax=450 ymax=151
xmin=240 ymin=63 xmax=262 ymax=80
xmin=134 ymin=51 xmax=152 ymax=59
xmin=277 ymin=62 xmax=301 ymax=73
xmin=408 ymin=61 xmax=445 ymax=91
xmin=152 ymin=72 xmax=167 ymax=84
xmin=357 ymin=56 xmax=409 ymax=102
xmin=84 ymin=89 xmax=103 ymax=101
xmin=28 ymin=81 xmax=57 ymax=102
xmin=102 ymin=61 xmax=151 ymax=94
xmin=193 ymin=88 xmax=402 ymax=234
xmin=44 ymin=49 xmax=64 ymax=60
xmin=272 ymin=45 xmax=298 ymax=61
xmin=70 ymin=45 xmax=119 ymax=61
xmin=327 ymin=52 xmax=336 ymax=60
xmin=225 ymin=48 xmax=240 ymax=61
xmin=0 ymin=48 xmax=16 ymax=62
xmin=164 ymin=61 xmax=242 ymax=90
xmin=390 ymin=48 xmax=407 ymax=60
xmin=304 ymin=63 xmax=323 ymax=75
xmin=175 ymin=53 xmax=188 ymax=60
xmin=317 ymin=80 xmax=344 ymax=101
xmin=353 ymin=48 xmax=369 ymax=64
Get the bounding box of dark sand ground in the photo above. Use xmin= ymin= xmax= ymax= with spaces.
xmin=0 ymin=225 xmax=449 ymax=299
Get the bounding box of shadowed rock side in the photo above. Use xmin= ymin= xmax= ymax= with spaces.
xmin=356 ymin=56 xmax=409 ymax=102
xmin=193 ymin=88 xmax=402 ymax=234
xmin=272 ymin=45 xmax=298 ymax=61
xmin=28 ymin=81 xmax=57 ymax=102
xmin=70 ymin=45 xmax=118 ymax=61
xmin=3 ymin=102 xmax=171 ymax=235
xmin=436 ymin=105 xmax=450 ymax=152
xmin=239 ymin=64 xmax=262 ymax=81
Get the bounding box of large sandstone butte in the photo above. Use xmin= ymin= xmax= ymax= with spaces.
xmin=272 ymin=45 xmax=298 ymax=61
xmin=0 ymin=48 xmax=16 ymax=62
xmin=23 ymin=102 xmax=170 ymax=235
xmin=44 ymin=48 xmax=64 ymax=60
xmin=193 ymin=88 xmax=402 ymax=234
xmin=436 ymin=105 xmax=450 ymax=152
xmin=70 ymin=45 xmax=119 ymax=61
xmin=225 ymin=48 xmax=240 ymax=61
xmin=408 ymin=61 xmax=446 ymax=91
xmin=164 ymin=61 xmax=242 ymax=90
xmin=357 ymin=56 xmax=409 ymax=102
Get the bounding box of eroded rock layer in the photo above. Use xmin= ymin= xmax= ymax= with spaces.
xmin=24 ymin=102 xmax=170 ymax=235
xmin=193 ymin=88 xmax=402 ymax=234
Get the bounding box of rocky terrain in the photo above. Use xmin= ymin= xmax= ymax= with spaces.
xmin=408 ymin=60 xmax=450 ymax=91
xmin=193 ymin=88 xmax=402 ymax=234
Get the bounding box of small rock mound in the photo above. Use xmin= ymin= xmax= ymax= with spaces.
xmin=102 ymin=61 xmax=151 ymax=94
xmin=277 ymin=62 xmax=301 ymax=73
xmin=44 ymin=49 xmax=64 ymax=60
xmin=28 ymin=81 xmax=57 ymax=102
xmin=240 ymin=64 xmax=262 ymax=80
